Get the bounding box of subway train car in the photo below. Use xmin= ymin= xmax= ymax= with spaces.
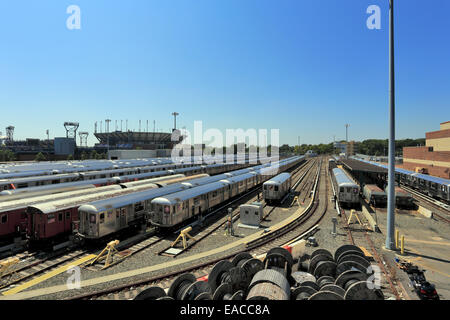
xmin=351 ymin=157 xmax=450 ymax=204
xmin=77 ymin=157 xmax=303 ymax=239
xmin=362 ymin=184 xmax=387 ymax=207
xmin=262 ymin=172 xmax=291 ymax=204
xmin=151 ymin=157 xmax=303 ymax=228
xmin=332 ymin=168 xmax=360 ymax=207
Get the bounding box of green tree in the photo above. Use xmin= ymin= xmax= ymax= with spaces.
xmin=35 ymin=152 xmax=46 ymax=162
xmin=80 ymin=151 xmax=88 ymax=160
xmin=90 ymin=150 xmax=98 ymax=159
xmin=67 ymin=154 xmax=74 ymax=160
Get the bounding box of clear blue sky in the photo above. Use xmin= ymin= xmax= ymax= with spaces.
xmin=0 ymin=0 xmax=449 ymax=147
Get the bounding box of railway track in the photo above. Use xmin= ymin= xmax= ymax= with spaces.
xmin=66 ymin=157 xmax=326 ymax=300
xmin=0 ymin=158 xmax=310 ymax=294
xmin=157 ymin=159 xmax=317 ymax=258
xmin=400 ymin=185 xmax=450 ymax=223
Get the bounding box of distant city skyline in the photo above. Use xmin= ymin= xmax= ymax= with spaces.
xmin=1 ymin=0 xmax=449 ymax=147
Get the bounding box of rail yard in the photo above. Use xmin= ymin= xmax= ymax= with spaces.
xmin=0 ymin=153 xmax=448 ymax=302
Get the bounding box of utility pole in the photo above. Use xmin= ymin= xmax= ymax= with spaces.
xmin=386 ymin=0 xmax=396 ymax=250
xmin=345 ymin=124 xmax=350 ymax=142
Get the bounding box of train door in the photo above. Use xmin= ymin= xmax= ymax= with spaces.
xmin=119 ymin=208 xmax=127 ymax=228
xmin=64 ymin=211 xmax=71 ymax=232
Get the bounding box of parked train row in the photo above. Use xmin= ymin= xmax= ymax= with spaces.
xmin=352 ymin=157 xmax=450 ymax=204
xmin=78 ymin=156 xmax=304 ymax=239
xmin=0 ymin=154 xmax=266 ymax=180
xmin=0 ymin=157 xmax=279 ymax=196
xmin=0 ymin=156 xmax=298 ymax=241
xmin=0 ymin=158 xmax=279 ymax=242
xmin=0 ymin=156 xmax=276 ymax=191
xmin=330 ymin=158 xmax=415 ymax=208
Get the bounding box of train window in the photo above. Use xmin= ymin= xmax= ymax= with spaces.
xmin=164 ymin=206 xmax=170 ymax=214
xmin=58 ymin=213 xmax=63 ymax=222
xmin=340 ymin=187 xmax=344 ymax=193
xmin=100 ymin=213 xmax=105 ymax=223
xmin=1 ymin=215 xmax=7 ymax=224
xmin=90 ymin=214 xmax=96 ymax=223
xmin=135 ymin=202 xmax=144 ymax=212
xmin=52 ymin=180 xmax=59 ymax=184
xmin=66 ymin=212 xmax=71 ymax=219
xmin=18 ymin=183 xmax=27 ymax=188
xmin=48 ymin=214 xmax=55 ymax=223
xmin=274 ymin=186 xmax=279 ymax=191
xmin=107 ymin=210 xmax=113 ymax=218
xmin=346 ymin=187 xmax=351 ymax=193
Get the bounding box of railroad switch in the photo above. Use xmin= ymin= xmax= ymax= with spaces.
xmin=89 ymin=240 xmax=120 ymax=270
xmin=171 ymin=227 xmax=196 ymax=249
xmin=0 ymin=257 xmax=19 ymax=285
xmin=347 ymin=209 xmax=363 ymax=226
xmin=291 ymin=196 xmax=301 ymax=207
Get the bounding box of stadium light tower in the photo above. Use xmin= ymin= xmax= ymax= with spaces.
xmin=105 ymin=119 xmax=111 ymax=160
xmin=172 ymin=112 xmax=179 ymax=131
xmin=386 ymin=0 xmax=396 ymax=250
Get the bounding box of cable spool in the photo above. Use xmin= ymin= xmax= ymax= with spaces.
xmin=320 ymin=284 xmax=346 ymax=298
xmin=317 ymin=276 xmax=335 ymax=288
xmin=308 ymin=291 xmax=344 ymax=300
xmin=263 ymin=247 xmax=294 ymax=285
xmin=248 ymin=269 xmax=290 ymax=300
xmin=133 ymin=286 xmax=166 ymax=300
xmin=168 ymin=273 xmax=196 ymax=300
xmin=310 ymin=248 xmax=333 ymax=260
xmin=231 ymin=290 xmax=245 ymax=300
xmin=336 ymin=260 xmax=367 ymax=275
xmin=291 ymin=271 xmax=316 ymax=287
xmin=221 ymin=266 xmax=249 ymax=292
xmin=344 ymin=280 xmax=384 ymax=300
xmin=241 ymin=258 xmax=264 ymax=283
xmin=156 ymin=296 xmax=174 ymax=300
xmin=247 ymin=282 xmax=289 ymax=300
xmin=334 ymin=270 xmax=368 ymax=290
xmin=313 ymin=260 xmax=337 ymax=279
xmin=194 ymin=292 xmax=213 ymax=300
xmin=208 ymin=260 xmax=234 ymax=292
xmin=213 ymin=283 xmax=233 ymax=300
xmin=337 ymin=254 xmax=371 ymax=268
xmin=308 ymin=254 xmax=334 ymax=274
xmin=231 ymin=252 xmax=253 ymax=267
xmin=181 ymin=280 xmax=212 ymax=300
xmin=334 ymin=245 xmax=364 ymax=262
xmin=292 ymin=285 xmax=318 ymax=300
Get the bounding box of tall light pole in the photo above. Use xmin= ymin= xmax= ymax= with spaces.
xmin=386 ymin=0 xmax=396 ymax=250
xmin=105 ymin=119 xmax=111 ymax=160
xmin=172 ymin=112 xmax=179 ymax=131
xmin=345 ymin=124 xmax=350 ymax=142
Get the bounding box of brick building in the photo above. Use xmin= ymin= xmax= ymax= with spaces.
xmin=402 ymin=121 xmax=450 ymax=179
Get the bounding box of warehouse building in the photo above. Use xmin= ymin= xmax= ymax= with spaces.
xmin=402 ymin=121 xmax=450 ymax=179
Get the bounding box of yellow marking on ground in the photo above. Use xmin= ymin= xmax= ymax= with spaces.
xmin=1 ymin=254 xmax=96 ymax=296
xmin=405 ymin=239 xmax=450 ymax=247
xmin=409 ymin=260 xmax=450 ymax=279
xmin=358 ymin=246 xmax=373 ymax=258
